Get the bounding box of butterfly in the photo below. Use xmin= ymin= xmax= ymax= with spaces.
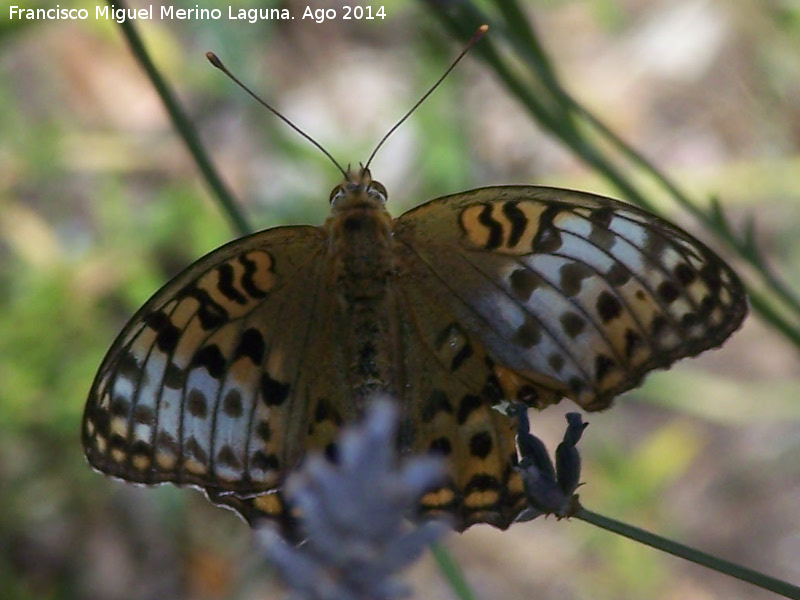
xmin=82 ymin=165 xmax=747 ymax=534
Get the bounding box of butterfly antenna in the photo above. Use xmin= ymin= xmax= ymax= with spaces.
xmin=206 ymin=52 xmax=350 ymax=180
xmin=363 ymin=24 xmax=489 ymax=172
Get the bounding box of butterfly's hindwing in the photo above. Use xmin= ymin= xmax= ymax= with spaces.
xmin=394 ymin=275 xmax=529 ymax=528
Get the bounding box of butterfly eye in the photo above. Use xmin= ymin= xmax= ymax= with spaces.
xmin=368 ymin=180 xmax=388 ymax=204
xmin=329 ymin=184 xmax=348 ymax=204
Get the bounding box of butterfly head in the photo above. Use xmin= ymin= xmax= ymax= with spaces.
xmin=329 ymin=168 xmax=388 ymax=212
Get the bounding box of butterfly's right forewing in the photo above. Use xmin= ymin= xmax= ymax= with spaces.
xmin=394 ymin=186 xmax=747 ymax=411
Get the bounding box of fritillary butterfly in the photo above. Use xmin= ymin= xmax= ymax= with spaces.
xmin=83 ymin=165 xmax=746 ymax=532
xmin=83 ymin=31 xmax=746 ymax=532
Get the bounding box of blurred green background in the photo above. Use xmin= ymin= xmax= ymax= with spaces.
xmin=1 ymin=1 xmax=799 ymax=599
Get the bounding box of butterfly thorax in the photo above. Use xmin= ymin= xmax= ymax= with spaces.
xmin=324 ymin=171 xmax=400 ymax=404
xmin=325 ymin=170 xmax=393 ymax=301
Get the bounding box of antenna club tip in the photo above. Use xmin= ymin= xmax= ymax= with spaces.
xmin=469 ymin=24 xmax=489 ymax=45
xmin=206 ymin=52 xmax=223 ymax=69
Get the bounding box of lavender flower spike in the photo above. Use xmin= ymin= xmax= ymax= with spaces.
xmin=256 ymin=399 xmax=449 ymax=600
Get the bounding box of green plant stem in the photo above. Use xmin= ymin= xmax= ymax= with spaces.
xmin=574 ymin=97 xmax=800 ymax=322
xmin=430 ymin=542 xmax=479 ymax=600
xmin=747 ymin=290 xmax=800 ymax=348
xmin=576 ymin=507 xmax=800 ymax=599
xmin=109 ymin=0 xmax=252 ymax=236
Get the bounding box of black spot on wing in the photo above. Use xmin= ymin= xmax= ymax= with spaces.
xmin=532 ymin=205 xmax=563 ymax=253
xmin=163 ymin=362 xmax=185 ymax=389
xmin=223 ymin=389 xmax=243 ymax=418
xmin=651 ymin=315 xmax=668 ymax=337
xmin=429 ymin=437 xmax=452 ymax=456
xmin=251 ymin=450 xmax=280 ymax=472
xmin=509 ymin=268 xmax=543 ymax=301
xmin=421 ymin=389 xmax=452 ymax=423
xmin=517 ymin=385 xmax=540 ymax=404
xmin=191 ymin=345 xmax=226 ymax=379
xmin=314 ymin=398 xmax=343 ymax=426
xmin=465 ymin=473 xmax=500 ymax=493
xmin=116 ymin=351 xmax=141 ymax=382
xmin=187 ymin=389 xmax=208 ymax=418
xmin=324 ymin=442 xmax=338 ymax=463
xmin=155 ymin=431 xmax=179 ymax=455
xmin=589 ymin=206 xmax=614 ymax=228
xmin=457 ymin=394 xmax=482 ymax=425
xmin=699 ymin=263 xmax=722 ymax=295
xmin=548 ymin=353 xmax=565 ymax=372
xmin=434 ymin=322 xmax=473 ymax=372
xmin=657 ymin=281 xmax=680 ymax=304
xmin=469 ymin=431 xmax=493 ymax=459
xmin=235 ymin=328 xmax=266 ymax=364
xmin=674 ymin=262 xmax=696 ymax=286
xmin=607 ymin=262 xmax=633 ymax=286
xmin=594 ymin=354 xmax=615 ymax=383
xmin=256 ymin=420 xmax=271 ymax=442
xmin=216 ymin=445 xmax=241 ymax=469
xmin=568 ymin=376 xmax=586 ymax=396
xmin=450 ymin=341 xmax=473 ymax=372
xmin=261 ymin=373 xmax=290 ymax=406
xmin=559 ymin=262 xmax=594 ymax=297
xmin=144 ymin=311 xmax=170 ymax=331
xmin=597 ymin=291 xmax=623 ymax=322
xmin=145 ymin=312 xmax=181 ymax=354
xmin=129 ymin=440 xmax=152 ymax=463
xmin=589 ymin=222 xmax=616 ymax=251
xmin=109 ymin=396 xmax=129 ymax=417
xmin=185 ymin=436 xmax=208 ymax=464
xmin=560 ymin=312 xmax=586 ymax=338
xmin=512 ymin=316 xmax=542 ymax=348
xmin=132 ymin=405 xmax=155 ymax=425
xmin=481 ymin=371 xmax=504 ymax=404
xmin=624 ymin=329 xmax=642 ymax=358
xmin=697 ymin=295 xmax=715 ymax=318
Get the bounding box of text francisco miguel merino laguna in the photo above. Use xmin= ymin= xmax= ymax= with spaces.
xmin=8 ymin=4 xmax=387 ymax=23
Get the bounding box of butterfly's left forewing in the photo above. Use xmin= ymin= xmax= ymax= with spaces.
xmin=82 ymin=226 xmax=328 ymax=495
xmin=394 ymin=186 xmax=747 ymax=411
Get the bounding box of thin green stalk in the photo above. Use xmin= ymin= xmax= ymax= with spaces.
xmin=576 ymin=507 xmax=800 ymax=599
xmin=430 ymin=542 xmax=479 ymax=600
xmin=574 ymin=98 xmax=800 ymax=321
xmin=747 ymin=289 xmax=800 ymax=348
xmin=109 ymin=0 xmax=251 ymax=236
